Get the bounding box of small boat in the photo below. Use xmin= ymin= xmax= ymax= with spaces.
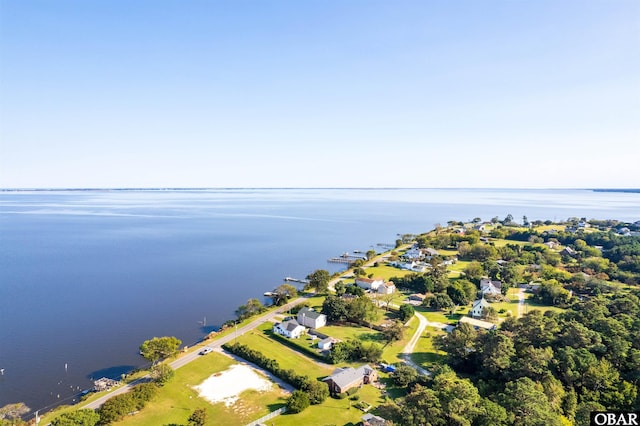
xmin=264 ymin=291 xmax=275 ymax=297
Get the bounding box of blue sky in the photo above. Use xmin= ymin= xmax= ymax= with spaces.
xmin=1 ymin=1 xmax=638 ymax=188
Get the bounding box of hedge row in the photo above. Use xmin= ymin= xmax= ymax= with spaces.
xmin=223 ymin=342 xmax=310 ymax=389
xmin=269 ymin=331 xmax=328 ymax=362
xmin=97 ymin=382 xmax=158 ymax=424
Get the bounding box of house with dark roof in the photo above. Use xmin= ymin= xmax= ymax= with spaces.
xmin=323 ymin=364 xmax=377 ymax=394
xmin=297 ymin=307 xmax=327 ymax=329
xmin=361 ymin=413 xmax=388 ymax=426
xmin=273 ymin=319 xmax=305 ymax=339
xmin=480 ymin=278 xmax=502 ymax=296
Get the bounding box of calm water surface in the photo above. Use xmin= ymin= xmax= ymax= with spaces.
xmin=0 ymin=188 xmax=638 ymax=414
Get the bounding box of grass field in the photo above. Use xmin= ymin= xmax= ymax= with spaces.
xmin=273 ymin=382 xmax=383 ymax=426
xmin=113 ymin=352 xmax=287 ymax=426
xmin=411 ymin=328 xmax=447 ymax=370
xmin=363 ymin=264 xmax=411 ymax=280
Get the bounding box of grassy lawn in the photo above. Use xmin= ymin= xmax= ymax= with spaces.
xmin=380 ymin=316 xmax=419 ymax=364
xmin=363 ymin=264 xmax=411 ymax=280
xmin=437 ymin=248 xmax=459 ymax=257
xmin=411 ymin=329 xmax=447 ymax=370
xmin=236 ymin=323 xmax=333 ymax=379
xmin=273 ymin=383 xmax=384 ymax=426
xmin=490 ymin=239 xmax=527 ymax=248
xmin=447 ymin=260 xmax=471 ymax=273
xmin=320 ymin=324 xmax=384 ymax=344
xmin=415 ymin=306 xmax=465 ymax=325
xmin=114 ymin=352 xmax=287 ymax=426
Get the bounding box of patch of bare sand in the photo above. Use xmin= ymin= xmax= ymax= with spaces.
xmin=193 ymin=364 xmax=272 ymax=407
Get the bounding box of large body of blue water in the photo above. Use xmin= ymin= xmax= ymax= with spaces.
xmin=0 ymin=188 xmax=638 ymax=414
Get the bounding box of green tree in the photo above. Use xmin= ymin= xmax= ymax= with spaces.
xmin=480 ymin=332 xmax=515 ymax=378
xmin=287 ymin=390 xmax=310 ymax=413
xmin=51 ymin=409 xmax=100 ymax=426
xmin=321 ymin=295 xmax=349 ymax=322
xmin=188 ymin=408 xmax=207 ymax=426
xmin=366 ymin=249 xmax=376 ymax=260
xmin=475 ymin=398 xmax=508 ymax=426
xmin=306 ymin=269 xmax=331 ymax=293
xmin=151 ymin=363 xmax=175 ymax=385
xmin=382 ymin=320 xmax=404 ymax=343
xmin=272 ymin=284 xmax=298 ymax=305
xmin=392 ymin=365 xmax=418 ymax=387
xmin=399 ymin=303 xmax=415 ymax=321
xmin=302 ymin=380 xmax=329 ymax=404
xmin=235 ymin=298 xmax=265 ymax=320
xmin=499 ymin=377 xmax=562 ymax=426
xmin=401 ymin=384 xmax=445 ymax=426
xmin=432 ymin=366 xmax=481 ymax=426
xmin=139 ymin=336 xmax=182 ymax=365
xmin=436 ymin=322 xmax=478 ymax=369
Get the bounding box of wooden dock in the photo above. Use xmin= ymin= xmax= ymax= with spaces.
xmin=327 ymin=257 xmax=356 ymax=264
xmin=284 ymin=277 xmax=310 ymax=284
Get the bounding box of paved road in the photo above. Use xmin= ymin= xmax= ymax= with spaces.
xmin=81 ymin=295 xmax=310 ymax=410
xmin=517 ymin=288 xmax=526 ymax=318
xmin=401 ymin=312 xmax=431 ymax=376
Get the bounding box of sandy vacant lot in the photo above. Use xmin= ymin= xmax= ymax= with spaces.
xmin=193 ymin=364 xmax=273 ymax=407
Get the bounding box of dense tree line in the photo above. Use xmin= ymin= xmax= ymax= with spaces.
xmin=421 ymin=294 xmax=640 ymax=425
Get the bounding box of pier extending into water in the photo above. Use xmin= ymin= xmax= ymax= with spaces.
xmin=283 ymin=277 xmax=309 ymax=284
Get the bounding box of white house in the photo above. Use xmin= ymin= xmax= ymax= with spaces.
xmin=355 ymin=277 xmax=384 ymax=291
xmin=297 ymin=307 xmax=327 ymax=329
xmin=377 ymin=282 xmax=396 ymax=295
xmin=318 ymin=337 xmax=333 ymax=350
xmin=273 ymin=319 xmax=305 ymax=339
xmin=480 ymin=279 xmax=502 ymax=297
xmin=470 ymin=298 xmax=490 ymax=318
xmin=402 ymin=247 xmax=424 ymax=261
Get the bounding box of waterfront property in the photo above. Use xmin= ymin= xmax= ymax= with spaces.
xmin=273 ymin=319 xmax=305 ymax=339
xmin=355 ymin=277 xmax=385 ymax=291
xmin=296 ymin=307 xmax=327 ymax=329
xmin=322 ymin=364 xmax=377 ymax=394
xmin=377 ymin=281 xmax=396 ymax=294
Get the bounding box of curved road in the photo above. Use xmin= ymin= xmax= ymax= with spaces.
xmin=401 ymin=312 xmax=431 ymax=376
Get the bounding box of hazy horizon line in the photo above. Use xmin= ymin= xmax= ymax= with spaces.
xmin=1 ymin=187 xmax=639 ymax=192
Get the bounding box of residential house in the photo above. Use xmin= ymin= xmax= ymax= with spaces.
xmin=361 ymin=413 xmax=388 ymax=426
xmin=423 ymin=247 xmax=439 ymax=259
xmin=402 ymin=246 xmax=424 ymax=261
xmin=355 ymin=277 xmax=385 ymax=291
xmin=561 ymin=247 xmax=577 ymax=257
xmin=323 ymin=365 xmax=377 ymax=394
xmin=318 ymin=337 xmax=334 ymax=350
xmin=480 ymin=278 xmax=502 ymax=296
xmin=459 ymin=316 xmax=497 ymax=331
xmin=544 ymin=241 xmax=559 ymax=249
xmin=297 ymin=307 xmax=327 ymax=329
xmin=408 ymin=293 xmax=427 ymax=302
xmin=470 ymin=298 xmax=490 ymax=318
xmin=273 ymin=319 xmax=305 ymax=339
xmin=377 ymin=281 xmax=396 ymax=295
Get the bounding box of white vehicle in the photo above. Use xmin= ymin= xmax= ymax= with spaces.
xmin=199 ymin=347 xmax=213 ymax=355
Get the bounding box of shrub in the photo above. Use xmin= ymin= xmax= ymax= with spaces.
xmin=287 ymin=390 xmax=310 ymax=413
